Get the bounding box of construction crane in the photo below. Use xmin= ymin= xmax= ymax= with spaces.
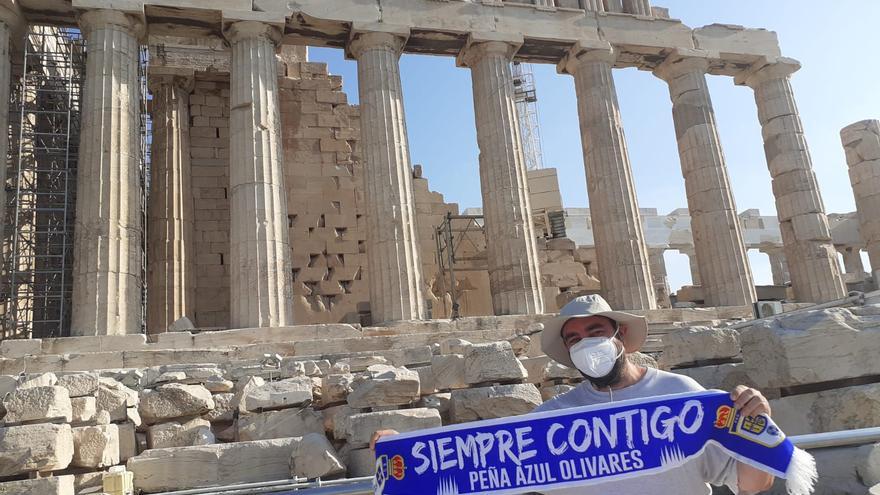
xmin=511 ymin=62 xmax=545 ymax=171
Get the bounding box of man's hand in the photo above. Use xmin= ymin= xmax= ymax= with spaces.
xmin=371 ymin=429 xmax=400 ymax=450
xmin=731 ymin=385 xmax=775 ymax=493
xmin=730 ymin=385 xmax=771 ymax=418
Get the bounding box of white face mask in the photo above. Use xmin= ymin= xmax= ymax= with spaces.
xmin=569 ymin=330 xmax=624 ymax=378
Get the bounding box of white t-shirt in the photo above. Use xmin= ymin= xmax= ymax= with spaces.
xmin=533 ymin=367 xmax=739 ymax=495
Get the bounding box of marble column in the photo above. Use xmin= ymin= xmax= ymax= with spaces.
xmin=71 ymin=10 xmax=143 ymax=336
xmin=459 ymin=40 xmax=544 ymax=315
xmin=648 ymin=248 xmax=671 ymax=308
xmin=225 ymin=21 xmax=295 ymax=328
xmin=739 ymin=59 xmax=846 ymax=303
xmin=841 ymin=120 xmax=880 ymax=286
xmin=560 ymin=44 xmax=656 ymax=310
xmin=623 ymin=0 xmax=651 ymax=15
xmin=604 ymin=0 xmax=624 ymax=12
xmin=761 ymin=246 xmax=790 ymax=286
xmin=679 ymin=247 xmax=702 ymax=286
xmin=838 ymin=246 xmax=865 ymax=278
xmin=655 ymin=55 xmax=756 ymax=307
xmin=146 ymin=75 xmax=195 ymax=334
xmin=348 ymin=31 xmax=425 ymax=323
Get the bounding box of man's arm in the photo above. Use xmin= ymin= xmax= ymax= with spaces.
xmin=731 ymin=385 xmax=775 ymax=494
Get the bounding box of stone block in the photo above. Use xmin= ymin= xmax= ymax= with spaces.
xmin=57 ymin=373 xmax=100 ymax=397
xmin=0 ymin=339 xmax=41 ymax=358
xmin=335 ymin=355 xmax=388 ymax=372
xmin=450 ymin=384 xmax=543 ymax=423
xmin=118 ymin=421 xmax=137 ymax=461
xmin=148 ymin=418 xmax=215 ymax=449
xmin=463 ymin=342 xmax=527 ymax=384
xmin=520 ymin=356 xmax=581 ymax=384
xmin=96 ymin=381 xmax=138 ymax=422
xmin=343 ymin=408 xmax=441 ymax=447
xmin=770 ymin=383 xmax=880 ymax=436
xmin=204 ymin=392 xmax=235 ymax=422
xmin=42 ymin=334 xmax=147 ymax=355
xmin=764 ymin=443 xmax=878 ymax=495
xmin=345 ymin=447 xmax=375 ymax=477
xmin=0 ymin=423 xmax=73 ymax=476
xmin=0 ymin=475 xmax=74 ymax=495
xmin=18 ymin=371 xmax=57 ymax=389
xmin=659 ymin=326 xmax=741 ymax=368
xmin=431 ymin=354 xmax=467 ymax=390
xmin=140 ymin=384 xmax=215 ymax=424
xmin=740 ymin=307 xmax=880 ymax=388
xmin=541 ymin=384 xmax=575 ymax=402
xmin=237 ymin=407 xmax=324 ymax=442
xmin=322 ymin=373 xmax=354 ymax=405
xmin=347 ymin=365 xmax=420 ymax=408
xmin=290 ymin=433 xmax=345 ymax=479
xmin=71 ymin=424 xmax=119 ymax=468
xmin=127 ymin=438 xmax=302 ymax=493
xmin=2 ymin=385 xmax=72 ymax=424
xmin=70 ymin=396 xmax=97 ymax=423
xmin=239 ymin=377 xmax=313 ymax=412
xmin=673 ymin=363 xmax=757 ymax=392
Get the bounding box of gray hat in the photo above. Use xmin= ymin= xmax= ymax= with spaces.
xmin=541 ymin=294 xmax=648 ymax=368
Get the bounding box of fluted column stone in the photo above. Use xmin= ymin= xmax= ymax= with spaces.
xmin=71 ymin=10 xmax=143 ymax=336
xmin=655 ymin=55 xmax=756 ymax=307
xmin=225 ymin=21 xmax=295 ymax=328
xmin=348 ymin=30 xmax=426 ymax=323
xmin=841 ymin=120 xmax=880 ymax=286
xmin=560 ymin=44 xmax=656 ymax=310
xmin=648 ymin=248 xmax=671 ymax=308
xmin=459 ymin=39 xmax=544 ymax=315
xmin=760 ymin=246 xmax=790 ymax=286
xmin=739 ymin=59 xmax=846 ymax=303
xmin=623 ymin=0 xmax=652 ymax=15
xmin=147 ymin=75 xmax=196 ymax=334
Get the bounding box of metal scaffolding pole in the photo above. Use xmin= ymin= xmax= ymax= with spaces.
xmin=2 ymin=26 xmax=84 ymax=339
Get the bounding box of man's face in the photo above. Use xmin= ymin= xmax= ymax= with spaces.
xmin=561 ymin=315 xmax=624 ymax=350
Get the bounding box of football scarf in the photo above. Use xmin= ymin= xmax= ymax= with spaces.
xmin=374 ymin=390 xmax=816 ymax=495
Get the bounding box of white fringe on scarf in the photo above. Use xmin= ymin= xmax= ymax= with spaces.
xmin=784 ymin=447 xmax=818 ymax=495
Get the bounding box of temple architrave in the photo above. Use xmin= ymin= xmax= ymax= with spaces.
xmin=0 ymin=0 xmax=870 ymax=339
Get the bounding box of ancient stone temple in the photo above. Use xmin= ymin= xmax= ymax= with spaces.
xmin=0 ymin=1 xmax=878 ymax=494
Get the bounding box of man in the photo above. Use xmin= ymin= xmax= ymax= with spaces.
xmin=372 ymin=295 xmax=775 ymax=494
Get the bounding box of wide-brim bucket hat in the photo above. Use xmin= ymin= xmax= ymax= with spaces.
xmin=541 ymin=294 xmax=648 ymax=369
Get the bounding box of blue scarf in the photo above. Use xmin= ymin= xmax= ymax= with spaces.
xmin=373 ymin=390 xmax=816 ymax=495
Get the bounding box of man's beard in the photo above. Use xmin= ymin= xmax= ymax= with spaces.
xmin=582 ymin=351 xmax=626 ymax=389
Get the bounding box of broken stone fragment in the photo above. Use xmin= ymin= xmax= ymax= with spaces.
xmin=450 ymin=383 xmax=542 ymax=423
xmin=463 ymin=342 xmax=527 ymax=384
xmin=148 ymin=418 xmax=215 ymax=449
xmin=203 ymin=392 xmax=235 ymax=422
xmin=71 ymin=424 xmax=119 ymax=468
xmin=139 ymin=383 xmax=215 ymax=424
xmin=95 ymin=379 xmax=139 ymax=422
xmin=431 ymin=354 xmax=466 ymax=390
xmin=0 ymin=423 xmax=74 ymax=476
xmin=335 ymin=355 xmax=388 ymax=372
xmin=237 ymin=407 xmax=324 ymax=442
xmin=2 ymin=385 xmax=72 ymax=424
xmin=57 ymin=373 xmax=100 ymax=397
xmin=439 ymin=338 xmax=472 ymax=355
xmin=239 ymin=377 xmax=313 ymax=413
xmin=70 ymin=396 xmax=97 ymax=424
xmin=321 ymin=373 xmax=355 ymax=405
xmin=290 ymin=433 xmax=346 ymax=479
xmin=343 ymin=408 xmax=441 ymax=447
xmin=346 ymin=365 xmax=420 ymax=408
xmin=18 ymin=372 xmax=57 ymax=389
xmin=659 ymin=326 xmax=740 ymax=369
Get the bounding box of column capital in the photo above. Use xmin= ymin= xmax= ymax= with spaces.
xmin=840 ymin=119 xmax=880 ymax=152
xmin=346 ymin=24 xmax=410 ymax=60
xmin=734 ymin=56 xmax=801 ymax=88
xmin=223 ymin=20 xmax=282 ymax=46
xmin=653 ymin=50 xmax=711 ymax=82
xmin=556 ymin=40 xmax=615 ymax=75
xmin=148 ymin=73 xmax=195 ymax=94
xmin=456 ymin=33 xmax=523 ymax=68
xmin=78 ymin=9 xmax=145 ymax=40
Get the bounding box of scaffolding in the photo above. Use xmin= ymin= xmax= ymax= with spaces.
xmin=434 ymin=213 xmax=487 ymax=319
xmin=512 ymin=62 xmax=545 ymax=171
xmin=2 ymin=27 xmax=85 ymax=339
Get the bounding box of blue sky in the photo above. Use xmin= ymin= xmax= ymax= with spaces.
xmin=307 ymin=0 xmax=879 ymax=292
